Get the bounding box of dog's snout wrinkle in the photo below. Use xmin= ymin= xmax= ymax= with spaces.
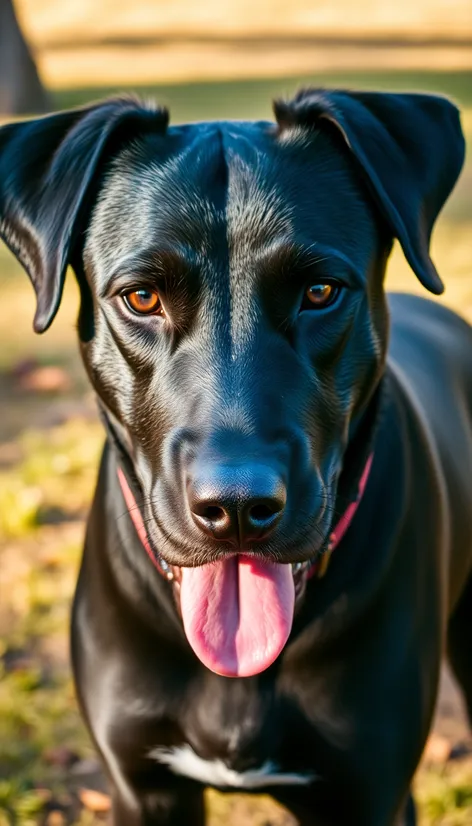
xmin=188 ymin=462 xmax=286 ymax=547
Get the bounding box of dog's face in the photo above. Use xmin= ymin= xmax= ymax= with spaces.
xmin=81 ymin=121 xmax=388 ymax=569
xmin=0 ymin=90 xmax=464 ymax=676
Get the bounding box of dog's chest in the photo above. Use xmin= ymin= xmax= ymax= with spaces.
xmin=150 ymin=679 xmax=315 ymax=789
xmin=150 ymin=743 xmax=315 ymax=789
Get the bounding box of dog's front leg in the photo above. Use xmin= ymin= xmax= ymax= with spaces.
xmin=398 ymin=793 xmax=416 ymax=826
xmin=109 ymin=775 xmax=206 ymax=826
xmin=273 ymin=785 xmax=417 ymax=826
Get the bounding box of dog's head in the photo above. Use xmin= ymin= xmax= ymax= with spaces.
xmin=0 ymin=89 xmax=464 ymax=676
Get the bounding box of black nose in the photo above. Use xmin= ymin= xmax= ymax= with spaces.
xmin=188 ymin=464 xmax=286 ymax=546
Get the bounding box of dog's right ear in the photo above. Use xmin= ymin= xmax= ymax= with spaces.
xmin=0 ymin=98 xmax=168 ymax=332
xmin=274 ymin=89 xmax=465 ymax=295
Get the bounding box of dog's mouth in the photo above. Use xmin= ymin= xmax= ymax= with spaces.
xmin=116 ymin=463 xmax=316 ymax=677
xmin=159 ymin=555 xmax=313 ymax=678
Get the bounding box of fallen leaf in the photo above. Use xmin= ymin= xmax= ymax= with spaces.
xmin=45 ymin=812 xmax=66 ymax=826
xmin=16 ymin=365 xmax=71 ymax=393
xmin=423 ymin=733 xmax=452 ymax=764
xmin=79 ymin=789 xmax=112 ymax=813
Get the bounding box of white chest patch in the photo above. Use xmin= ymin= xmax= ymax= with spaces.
xmin=150 ymin=744 xmax=315 ymax=789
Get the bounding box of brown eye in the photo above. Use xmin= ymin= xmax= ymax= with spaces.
xmin=304 ymin=283 xmax=338 ymax=309
xmin=124 ymin=289 xmax=162 ymax=316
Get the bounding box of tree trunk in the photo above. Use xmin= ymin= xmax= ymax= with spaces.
xmin=0 ymin=0 xmax=50 ymax=114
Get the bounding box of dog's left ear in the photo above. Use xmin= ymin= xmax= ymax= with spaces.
xmin=274 ymin=89 xmax=465 ymax=294
xmin=0 ymin=97 xmax=169 ymax=332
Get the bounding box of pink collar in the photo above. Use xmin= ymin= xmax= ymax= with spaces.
xmin=117 ymin=452 xmax=373 ymax=582
xmin=307 ymin=452 xmax=373 ymax=578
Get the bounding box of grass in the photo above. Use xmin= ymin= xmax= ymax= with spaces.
xmin=416 ymin=761 xmax=472 ymax=826
xmin=0 ymin=68 xmax=471 ymax=824
xmin=51 ymin=69 xmax=472 ymax=122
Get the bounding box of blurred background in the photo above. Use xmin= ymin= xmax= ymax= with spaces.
xmin=0 ymin=1 xmax=471 ymax=824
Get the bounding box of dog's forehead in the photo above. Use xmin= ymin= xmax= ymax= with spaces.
xmin=92 ymin=122 xmax=291 ymax=255
xmin=86 ymin=119 xmax=374 ymax=280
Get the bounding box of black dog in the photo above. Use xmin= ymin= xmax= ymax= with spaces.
xmin=1 ymin=88 xmax=470 ymax=826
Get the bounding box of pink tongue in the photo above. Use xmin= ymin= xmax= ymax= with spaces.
xmin=180 ymin=556 xmax=295 ymax=677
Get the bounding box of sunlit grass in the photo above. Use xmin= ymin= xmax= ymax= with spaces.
xmin=0 ymin=420 xmax=103 ymax=540
xmin=416 ymin=761 xmax=472 ymax=825
xmin=51 ymin=69 xmax=472 ymax=121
